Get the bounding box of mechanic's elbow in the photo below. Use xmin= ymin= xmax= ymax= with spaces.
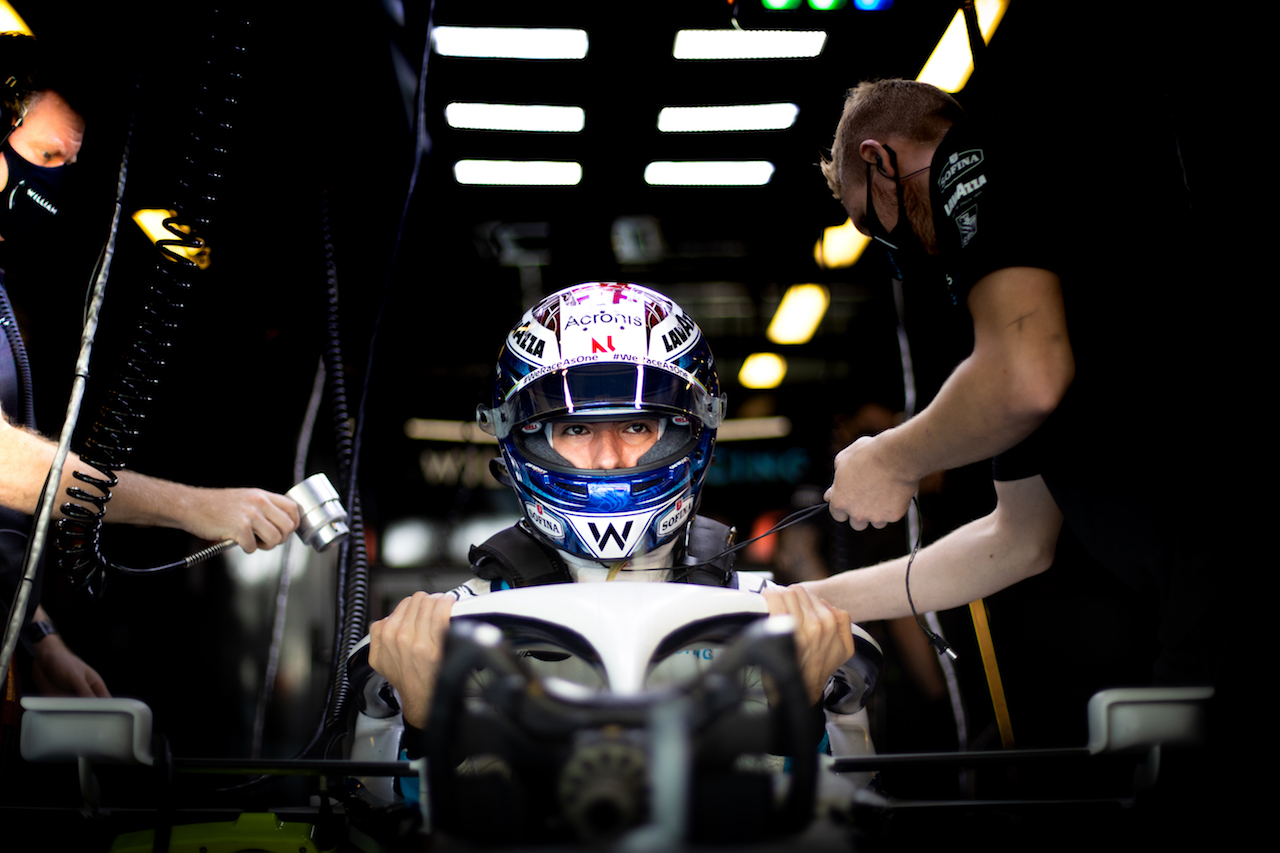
xmin=1023 ymin=536 xmax=1056 ymax=578
xmin=1010 ymin=349 xmax=1074 ymax=422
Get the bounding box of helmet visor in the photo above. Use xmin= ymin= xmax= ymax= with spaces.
xmin=479 ymin=362 xmax=725 ymax=439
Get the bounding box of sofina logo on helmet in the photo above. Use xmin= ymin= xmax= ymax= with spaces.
xmin=525 ymin=502 xmax=566 ymax=540
xmin=657 ymin=496 xmax=692 ymax=536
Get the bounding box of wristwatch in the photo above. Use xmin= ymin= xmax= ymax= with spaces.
xmin=19 ymin=619 xmax=57 ymax=655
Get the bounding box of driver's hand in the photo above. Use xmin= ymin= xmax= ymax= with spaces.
xmin=369 ymin=592 xmax=454 ymax=729
xmin=762 ymin=585 xmax=854 ymax=705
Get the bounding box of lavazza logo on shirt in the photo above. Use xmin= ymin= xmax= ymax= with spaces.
xmin=944 ymin=174 xmax=987 ymax=218
xmin=938 ymin=148 xmax=987 ymax=219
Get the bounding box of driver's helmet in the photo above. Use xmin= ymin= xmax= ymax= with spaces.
xmin=477 ymin=282 xmax=726 ymax=563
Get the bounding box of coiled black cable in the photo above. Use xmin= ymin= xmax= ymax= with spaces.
xmin=316 ymin=189 xmax=368 ymax=734
xmin=53 ymin=15 xmax=243 ymax=596
xmin=320 ymin=0 xmax=438 ymax=735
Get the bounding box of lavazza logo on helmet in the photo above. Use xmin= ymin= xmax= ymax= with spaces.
xmin=652 ymin=311 xmax=699 ymax=359
xmin=509 ymin=324 xmax=559 ymax=366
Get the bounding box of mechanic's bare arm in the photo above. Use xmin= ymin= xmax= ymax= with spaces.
xmin=826 ymin=267 xmax=1074 ymax=530
xmin=0 ymin=414 xmax=298 ymax=552
xmin=805 ymin=475 xmax=1063 ymax=622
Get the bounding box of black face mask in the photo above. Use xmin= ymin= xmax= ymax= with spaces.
xmin=0 ymin=137 xmax=71 ymax=244
xmin=865 ymin=144 xmax=929 ymax=282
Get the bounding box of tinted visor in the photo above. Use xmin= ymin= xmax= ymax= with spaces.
xmin=480 ymin=362 xmax=724 ymax=439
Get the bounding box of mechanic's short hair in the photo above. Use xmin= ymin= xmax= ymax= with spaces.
xmin=820 ymin=79 xmax=966 ymax=201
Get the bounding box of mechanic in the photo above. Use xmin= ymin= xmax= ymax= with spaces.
xmin=368 ymin=281 xmax=861 ymax=746
xmin=0 ymin=32 xmax=299 ymax=699
xmin=803 ymin=78 xmax=1217 ymax=685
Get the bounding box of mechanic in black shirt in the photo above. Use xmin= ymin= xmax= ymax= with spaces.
xmin=802 ymin=79 xmax=1218 ymax=686
xmin=1 ymin=32 xmax=299 ymax=698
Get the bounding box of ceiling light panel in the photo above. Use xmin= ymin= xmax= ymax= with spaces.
xmin=432 ymin=26 xmax=589 ymax=59
xmin=767 ymin=284 xmax=830 ymax=345
xmin=917 ymin=0 xmax=1008 ymax=92
xmin=446 ymin=102 xmax=585 ymax=132
xmin=657 ymin=103 xmax=799 ymax=133
xmin=739 ymin=353 xmax=788 ymax=389
xmin=814 ymin=219 xmax=871 ymax=269
xmin=644 ymin=161 xmax=776 ymax=186
xmin=672 ymin=29 xmax=827 ymax=60
xmin=454 ymin=160 xmax=583 ymax=186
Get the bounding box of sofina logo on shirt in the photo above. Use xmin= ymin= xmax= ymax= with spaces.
xmin=937 ymin=149 xmax=984 ymax=190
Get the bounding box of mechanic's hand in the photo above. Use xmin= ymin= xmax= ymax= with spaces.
xmin=368 ymin=592 xmax=454 ymax=729
xmin=187 ymin=488 xmax=300 ymax=552
xmin=824 ymin=433 xmax=918 ymax=531
xmin=762 ymin=585 xmax=854 ymax=706
xmin=31 ymin=634 xmax=111 ymax=698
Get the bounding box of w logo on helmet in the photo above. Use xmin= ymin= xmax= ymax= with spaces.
xmin=587 ymin=520 xmax=633 ymax=552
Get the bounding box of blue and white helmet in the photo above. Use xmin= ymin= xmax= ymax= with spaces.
xmin=477 ymin=282 xmax=727 ymax=563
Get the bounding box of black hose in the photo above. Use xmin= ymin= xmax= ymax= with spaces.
xmin=320 ymin=0 xmax=437 ymax=733
xmin=316 ymin=189 xmax=365 ymax=732
xmin=53 ymin=11 xmax=249 ymax=594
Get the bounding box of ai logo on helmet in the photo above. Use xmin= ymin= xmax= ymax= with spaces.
xmin=526 ymin=502 xmax=565 ymax=540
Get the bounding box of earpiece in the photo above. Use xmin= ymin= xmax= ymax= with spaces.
xmin=1 ymin=75 xmax=20 ymax=130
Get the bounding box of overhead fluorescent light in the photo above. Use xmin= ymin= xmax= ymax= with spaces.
xmin=917 ymin=0 xmax=1009 ymax=92
xmin=445 ymin=103 xmax=585 ymax=132
xmin=739 ymin=353 xmax=788 ymax=389
xmin=673 ymin=29 xmax=827 ymax=60
xmin=432 ymin=26 xmax=589 ymax=60
xmin=0 ymin=1 xmax=32 ymax=34
xmin=657 ymin=103 xmax=799 ymax=132
xmin=454 ymin=160 xmax=583 ymax=186
xmin=813 ymin=218 xmax=871 ymax=268
xmin=644 ymin=161 xmax=775 ymax=186
xmin=767 ymin=284 xmax=830 ymax=345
